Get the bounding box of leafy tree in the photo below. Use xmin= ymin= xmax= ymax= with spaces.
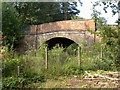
xmin=0 ymin=2 xmax=2 ymax=47
xmin=91 ymin=1 xmax=119 ymax=70
xmin=2 ymin=2 xmax=23 ymax=49
xmin=61 ymin=2 xmax=80 ymax=20
xmin=12 ymin=2 xmax=62 ymax=25
xmin=117 ymin=1 xmax=120 ymax=24
xmin=12 ymin=2 xmax=80 ymax=25
xmin=92 ymin=1 xmax=118 ymax=15
xmin=93 ymin=1 xmax=119 ymax=23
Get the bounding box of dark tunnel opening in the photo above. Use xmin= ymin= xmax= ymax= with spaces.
xmin=45 ymin=37 xmax=77 ymax=49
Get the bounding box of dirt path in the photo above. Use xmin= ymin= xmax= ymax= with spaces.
xmin=38 ymin=75 xmax=119 ymax=88
xmin=35 ymin=72 xmax=120 ymax=88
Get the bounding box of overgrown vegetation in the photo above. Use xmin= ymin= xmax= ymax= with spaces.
xmin=2 ymin=3 xmax=23 ymax=49
xmin=1 ymin=1 xmax=119 ymax=89
xmin=2 ymin=19 xmax=119 ymax=89
xmin=2 ymin=40 xmax=118 ymax=88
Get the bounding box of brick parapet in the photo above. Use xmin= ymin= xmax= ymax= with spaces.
xmin=30 ymin=19 xmax=95 ymax=34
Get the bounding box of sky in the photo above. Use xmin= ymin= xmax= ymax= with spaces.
xmin=76 ymin=0 xmax=118 ymax=25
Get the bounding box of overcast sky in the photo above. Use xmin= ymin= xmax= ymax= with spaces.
xmin=76 ymin=0 xmax=118 ymax=25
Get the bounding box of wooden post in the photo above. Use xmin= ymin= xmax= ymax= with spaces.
xmin=45 ymin=46 xmax=48 ymax=69
xmin=36 ymin=25 xmax=38 ymax=50
xmin=101 ymin=46 xmax=103 ymax=60
xmin=78 ymin=46 xmax=81 ymax=66
xmin=94 ymin=22 xmax=97 ymax=42
xmin=17 ymin=66 xmax=20 ymax=77
xmin=78 ymin=46 xmax=82 ymax=80
xmin=34 ymin=25 xmax=38 ymax=56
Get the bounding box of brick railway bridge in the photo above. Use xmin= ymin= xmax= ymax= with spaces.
xmin=22 ymin=19 xmax=100 ymax=50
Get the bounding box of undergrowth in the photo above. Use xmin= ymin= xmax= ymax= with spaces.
xmin=1 ymin=42 xmax=118 ymax=88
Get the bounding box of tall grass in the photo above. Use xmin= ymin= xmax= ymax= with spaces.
xmin=2 ymin=42 xmax=117 ymax=78
xmin=2 ymin=42 xmax=118 ymax=88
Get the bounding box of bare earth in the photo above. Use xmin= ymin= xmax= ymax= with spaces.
xmin=36 ymin=72 xmax=120 ymax=88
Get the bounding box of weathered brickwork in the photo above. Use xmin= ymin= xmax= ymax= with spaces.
xmin=20 ymin=19 xmax=100 ymax=51
xmin=30 ymin=19 xmax=95 ymax=34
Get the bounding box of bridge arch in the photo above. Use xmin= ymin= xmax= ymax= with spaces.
xmin=37 ymin=30 xmax=86 ymax=49
xmin=22 ymin=20 xmax=100 ymax=51
xmin=43 ymin=36 xmax=79 ymax=49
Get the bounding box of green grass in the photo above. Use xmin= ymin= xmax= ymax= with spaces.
xmin=2 ymin=43 xmax=118 ymax=88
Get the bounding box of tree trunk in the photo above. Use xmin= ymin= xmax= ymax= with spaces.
xmin=63 ymin=2 xmax=68 ymax=20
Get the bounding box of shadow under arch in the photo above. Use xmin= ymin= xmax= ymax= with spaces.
xmin=43 ymin=37 xmax=79 ymax=49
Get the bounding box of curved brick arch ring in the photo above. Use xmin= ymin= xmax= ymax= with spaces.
xmin=37 ymin=30 xmax=84 ymax=48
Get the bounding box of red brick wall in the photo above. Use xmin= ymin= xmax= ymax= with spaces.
xmin=30 ymin=19 xmax=95 ymax=34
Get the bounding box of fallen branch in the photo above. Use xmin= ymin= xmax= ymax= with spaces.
xmin=85 ymin=71 xmax=94 ymax=78
xmin=94 ymin=74 xmax=120 ymax=81
xmin=84 ymin=71 xmax=120 ymax=81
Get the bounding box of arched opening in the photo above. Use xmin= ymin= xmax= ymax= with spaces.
xmin=45 ymin=37 xmax=78 ymax=49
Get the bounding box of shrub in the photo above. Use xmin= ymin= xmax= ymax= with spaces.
xmin=2 ymin=75 xmax=45 ymax=89
xmin=2 ymin=77 xmax=28 ymax=89
xmin=2 ymin=55 xmax=20 ymax=77
xmin=63 ymin=65 xmax=84 ymax=75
